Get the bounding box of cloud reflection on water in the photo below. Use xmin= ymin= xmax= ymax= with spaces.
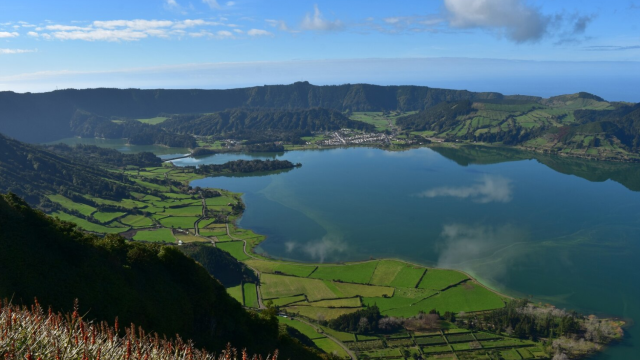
xmin=436 ymin=223 xmax=528 ymax=283
xmin=285 ymin=236 xmax=347 ymax=263
xmin=418 ymin=174 xmax=513 ymax=203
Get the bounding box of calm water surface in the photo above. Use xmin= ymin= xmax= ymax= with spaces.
xmin=174 ymin=147 xmax=639 ymax=359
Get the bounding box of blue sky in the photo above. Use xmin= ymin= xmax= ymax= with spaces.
xmin=0 ymin=0 xmax=639 ymax=100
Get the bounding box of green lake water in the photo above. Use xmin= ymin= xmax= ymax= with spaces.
xmin=173 ymin=146 xmax=640 ymax=359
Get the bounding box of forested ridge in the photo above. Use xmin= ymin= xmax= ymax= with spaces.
xmin=161 ymin=108 xmax=375 ymax=135
xmin=0 ymin=82 xmax=536 ymax=143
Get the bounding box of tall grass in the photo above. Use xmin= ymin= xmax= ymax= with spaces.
xmin=0 ymin=299 xmax=278 ymax=360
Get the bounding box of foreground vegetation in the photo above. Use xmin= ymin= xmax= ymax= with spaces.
xmin=0 ymin=299 xmax=279 ymax=360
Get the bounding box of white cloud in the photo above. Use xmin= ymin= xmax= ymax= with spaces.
xmin=45 ymin=25 xmax=89 ymax=31
xmin=444 ymin=0 xmax=549 ymax=43
xmin=27 ymin=31 xmax=39 ymax=37
xmin=0 ymin=48 xmax=36 ymax=54
xmin=247 ymin=29 xmax=273 ymax=37
xmin=173 ymin=19 xmax=218 ymax=29
xmin=202 ymin=0 xmax=220 ymax=9
xmin=165 ymin=0 xmax=179 ymax=8
xmin=266 ymin=19 xmax=289 ymax=31
xmin=226 ymin=1 xmax=235 ymax=6
xmin=216 ymin=30 xmax=234 ymax=38
xmin=93 ymin=20 xmax=173 ymax=30
xmin=52 ymin=29 xmax=149 ymax=42
xmin=0 ymin=32 xmax=19 ymax=38
xmin=301 ymin=5 xmax=343 ymax=31
xmin=233 ymin=29 xmax=243 ymax=34
xmin=417 ymin=175 xmax=513 ymax=203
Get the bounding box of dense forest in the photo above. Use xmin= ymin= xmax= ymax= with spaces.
xmin=46 ymin=143 xmax=163 ymax=168
xmin=161 ymin=108 xmax=375 ymax=135
xmin=0 ymin=82 xmax=538 ymax=143
xmin=395 ymin=100 xmax=474 ymax=132
xmin=71 ymin=110 xmax=196 ymax=148
xmin=0 ymin=133 xmax=134 ymax=205
xmin=193 ymin=159 xmax=300 ymax=175
xmin=0 ymin=193 xmax=322 ymax=360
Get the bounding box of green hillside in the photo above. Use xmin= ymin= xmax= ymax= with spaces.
xmin=0 ymin=82 xmax=536 ymax=143
xmin=0 ymin=193 xmax=322 ymax=360
xmin=162 ymin=108 xmax=375 ymax=135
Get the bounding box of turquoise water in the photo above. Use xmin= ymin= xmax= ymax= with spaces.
xmin=173 ymin=146 xmax=640 ymax=359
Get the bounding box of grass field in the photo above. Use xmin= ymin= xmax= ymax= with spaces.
xmin=418 ymin=269 xmax=469 ymax=290
xmin=52 ymin=212 xmax=127 ymax=234
xmin=48 ymin=195 xmax=97 ymax=216
xmin=261 ymin=274 xmax=337 ymax=301
xmin=243 ymin=283 xmax=259 ymax=308
xmin=92 ymin=211 xmax=126 ymax=223
xmin=269 ymin=295 xmax=306 ymax=307
xmin=284 ymin=305 xmax=360 ymax=320
xmin=309 ymin=262 xmax=378 ymax=284
xmin=389 ymin=265 xmax=426 ymax=288
xmin=304 ymin=298 xmax=362 ymax=308
xmin=244 ymin=259 xmax=317 ymax=277
xmin=173 ymin=233 xmax=208 ymax=243
xmin=157 ymin=216 xmax=198 ymax=229
xmin=136 ymin=117 xmax=168 ymax=124
xmin=319 ymin=326 xmax=356 ymax=342
xmin=120 ymin=214 xmax=154 ymax=227
xmin=205 ymin=196 xmax=236 ymax=206
xmin=312 ymin=338 xmax=350 ymax=359
xmin=216 ymin=241 xmax=250 ymax=261
xmin=369 ymin=260 xmax=406 ymax=286
xmin=332 ymin=282 xmax=394 ymax=298
xmin=278 ymin=317 xmax=324 ymax=340
xmin=132 ymin=229 xmax=175 ymax=243
xmin=227 ymin=285 xmax=243 ymax=304
xmin=161 ymin=206 xmax=203 ymax=217
xmin=385 ymin=283 xmax=504 ymax=316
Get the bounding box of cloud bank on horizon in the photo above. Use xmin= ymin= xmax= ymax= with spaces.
xmin=0 ymin=0 xmax=638 ymax=96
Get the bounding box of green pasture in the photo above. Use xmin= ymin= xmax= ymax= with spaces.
xmin=216 ymin=241 xmax=250 ymax=261
xmin=319 ymin=326 xmax=356 ymax=342
xmin=332 ymin=281 xmax=394 ymax=298
xmin=92 ymin=211 xmax=126 ymax=223
xmin=312 ymin=338 xmax=349 ymax=358
xmin=418 ymin=269 xmax=469 ymax=290
xmin=136 ymin=117 xmax=168 ymax=125
xmin=227 ymin=285 xmax=243 ymax=304
xmin=48 ymin=195 xmax=96 ymax=216
xmin=284 ymin=305 xmax=359 ymax=320
xmin=309 ymin=261 xmax=378 ymax=284
xmin=261 ymin=274 xmax=337 ymax=301
xmin=52 ymin=211 xmax=128 ymax=234
xmin=157 ymin=216 xmax=198 ymax=229
xmin=132 ymin=229 xmax=175 ymax=243
xmin=270 ymin=295 xmax=306 ymax=307
xmin=278 ymin=317 xmax=324 ymax=340
xmin=386 ymin=283 xmax=504 ymax=316
xmin=161 ymin=206 xmax=203 ymax=217
xmin=174 ymin=233 xmax=207 ymax=243
xmin=205 ymin=196 xmax=236 ymax=206
xmin=304 ymin=298 xmax=362 ymax=308
xmin=243 ymin=283 xmax=259 ymax=308
xmin=120 ymin=214 xmax=154 ymax=227
xmin=244 ymin=259 xmax=317 ymax=277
